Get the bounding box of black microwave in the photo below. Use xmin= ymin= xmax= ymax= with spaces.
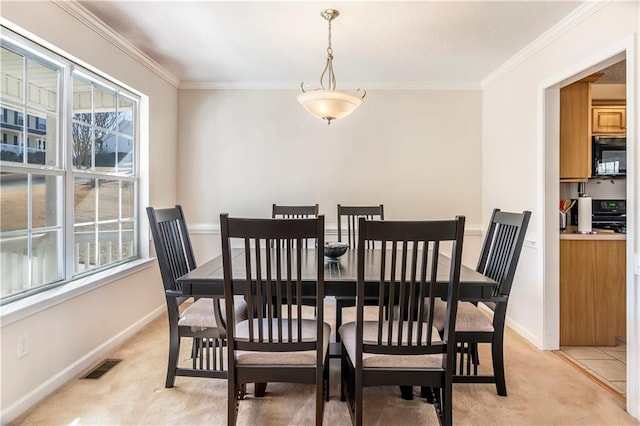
xmin=592 ymin=135 xmax=626 ymax=177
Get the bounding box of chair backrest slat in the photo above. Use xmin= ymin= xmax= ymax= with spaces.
xmin=356 ymin=217 xmax=465 ymax=359
xmin=263 ymin=241 xmax=273 ymax=340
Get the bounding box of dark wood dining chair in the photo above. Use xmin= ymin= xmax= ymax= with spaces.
xmin=220 ymin=214 xmax=330 ymax=426
xmin=430 ymin=208 xmax=530 ymax=397
xmin=272 ymin=203 xmax=319 ymax=249
xmin=146 ymin=205 xmax=248 ymax=387
xmin=335 ymin=204 xmax=384 ymax=345
xmin=337 ymin=204 xmax=384 ymax=248
xmin=339 ymin=216 xmax=465 ymax=426
xmin=272 ymin=203 xmax=319 ymax=219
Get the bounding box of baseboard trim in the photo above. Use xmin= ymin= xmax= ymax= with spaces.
xmin=503 ymin=317 xmax=541 ymax=348
xmin=477 ymin=303 xmax=542 ymax=348
xmin=1 ymin=306 xmax=165 ymax=423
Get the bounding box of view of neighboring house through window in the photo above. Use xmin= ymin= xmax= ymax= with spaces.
xmin=0 ymin=33 xmax=140 ymax=303
xmin=71 ymin=74 xmax=137 ymax=275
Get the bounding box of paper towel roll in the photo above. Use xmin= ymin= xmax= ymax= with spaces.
xmin=578 ymin=196 xmax=592 ymax=233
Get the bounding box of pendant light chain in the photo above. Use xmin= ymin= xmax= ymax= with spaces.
xmin=327 ymin=17 xmax=333 ymax=55
xmin=321 ymin=13 xmax=336 ymax=91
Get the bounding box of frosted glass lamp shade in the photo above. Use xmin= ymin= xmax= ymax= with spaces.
xmin=296 ymin=89 xmax=363 ymax=124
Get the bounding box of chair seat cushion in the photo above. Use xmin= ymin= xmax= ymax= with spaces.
xmin=339 ymin=321 xmax=444 ymax=369
xmin=432 ymin=299 xmax=494 ymax=333
xmin=235 ymin=318 xmax=331 ymax=365
xmin=178 ymin=296 xmax=248 ymax=331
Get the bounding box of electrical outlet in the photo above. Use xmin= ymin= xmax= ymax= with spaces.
xmin=17 ymin=333 xmax=29 ymax=359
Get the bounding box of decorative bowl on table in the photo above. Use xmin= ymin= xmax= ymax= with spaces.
xmin=324 ymin=242 xmax=349 ymax=259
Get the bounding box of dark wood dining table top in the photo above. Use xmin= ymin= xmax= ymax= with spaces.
xmin=177 ymin=248 xmax=498 ymax=301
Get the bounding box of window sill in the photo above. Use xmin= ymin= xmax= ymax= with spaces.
xmin=0 ymin=258 xmax=155 ymax=327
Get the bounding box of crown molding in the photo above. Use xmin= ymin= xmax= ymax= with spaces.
xmin=180 ymin=81 xmax=302 ymax=90
xmin=51 ymin=0 xmax=604 ymax=93
xmin=179 ymin=81 xmax=481 ymax=91
xmin=52 ymin=0 xmax=180 ymax=88
xmin=481 ymin=0 xmax=610 ymax=89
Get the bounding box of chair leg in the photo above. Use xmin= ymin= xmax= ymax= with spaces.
xmin=433 ymin=388 xmax=443 ymax=424
xmin=400 ymin=386 xmax=414 ymax=400
xmin=228 ymin=377 xmax=238 ymax=426
xmin=165 ymin=331 xmax=180 ymax=388
xmin=254 ymin=383 xmax=267 ymax=397
xmin=316 ymin=374 xmax=324 ymax=426
xmin=420 ymin=386 xmax=435 ymax=403
xmin=441 ymin=380 xmax=453 ymax=426
xmin=492 ymin=335 xmax=507 ymax=396
xmin=324 ymin=355 xmax=330 ymax=402
xmin=355 ymin=376 xmax=363 ymax=426
xmin=340 ymin=344 xmax=347 ymax=402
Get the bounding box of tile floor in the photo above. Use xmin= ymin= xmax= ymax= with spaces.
xmin=558 ymin=337 xmax=627 ymax=396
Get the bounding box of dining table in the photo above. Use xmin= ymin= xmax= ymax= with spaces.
xmin=177 ymin=248 xmax=498 ymax=302
xmin=178 ymin=247 xmax=497 ymax=301
xmin=176 ymin=247 xmax=498 ymax=347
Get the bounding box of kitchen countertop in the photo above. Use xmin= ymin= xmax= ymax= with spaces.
xmin=560 ymin=225 xmax=626 ymax=240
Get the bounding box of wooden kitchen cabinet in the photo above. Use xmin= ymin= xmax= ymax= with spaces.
xmin=592 ymin=106 xmax=626 ymax=134
xmin=560 ymin=238 xmax=626 ymax=346
xmin=560 ymin=80 xmax=592 ymax=181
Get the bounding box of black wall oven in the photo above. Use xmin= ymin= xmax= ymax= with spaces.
xmin=592 ymin=135 xmax=626 ymax=177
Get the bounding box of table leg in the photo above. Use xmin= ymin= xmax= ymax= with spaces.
xmin=400 ymin=385 xmax=413 ymax=400
xmin=254 ymin=382 xmax=267 ymax=397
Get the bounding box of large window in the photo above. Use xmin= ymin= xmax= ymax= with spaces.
xmin=0 ymin=34 xmax=140 ymax=303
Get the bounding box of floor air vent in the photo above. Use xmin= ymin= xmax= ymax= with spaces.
xmin=82 ymin=359 xmax=122 ymax=379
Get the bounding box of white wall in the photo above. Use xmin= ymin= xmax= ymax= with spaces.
xmin=0 ymin=1 xmax=178 ymax=421
xmin=482 ymin=0 xmax=637 ymax=346
xmin=560 ymin=179 xmax=626 ymax=201
xmin=178 ymin=89 xmax=484 ymax=262
xmin=482 ymin=0 xmax=639 ymax=418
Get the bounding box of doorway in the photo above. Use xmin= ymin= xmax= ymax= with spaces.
xmin=556 ymin=59 xmax=627 ymax=397
xmin=542 ymin=41 xmax=637 ymax=418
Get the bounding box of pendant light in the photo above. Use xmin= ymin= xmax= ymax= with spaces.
xmin=296 ymin=9 xmax=366 ymax=125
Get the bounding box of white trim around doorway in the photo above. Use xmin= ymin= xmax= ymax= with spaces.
xmin=538 ymin=35 xmax=638 ymax=419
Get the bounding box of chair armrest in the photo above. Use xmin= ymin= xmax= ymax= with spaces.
xmin=165 ymin=289 xmax=183 ymax=298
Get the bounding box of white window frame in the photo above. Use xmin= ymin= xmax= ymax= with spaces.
xmin=1 ymin=24 xmax=150 ymax=312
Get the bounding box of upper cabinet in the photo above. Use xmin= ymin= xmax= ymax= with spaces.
xmin=592 ymin=106 xmax=626 ymax=134
xmin=560 ymin=79 xmax=592 ymax=181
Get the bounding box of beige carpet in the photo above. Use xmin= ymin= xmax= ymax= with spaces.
xmin=10 ymin=300 xmax=638 ymax=425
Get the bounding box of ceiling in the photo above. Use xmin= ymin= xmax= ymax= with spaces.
xmin=77 ymin=1 xmax=586 ymax=89
xmin=595 ymin=61 xmax=626 ymax=84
